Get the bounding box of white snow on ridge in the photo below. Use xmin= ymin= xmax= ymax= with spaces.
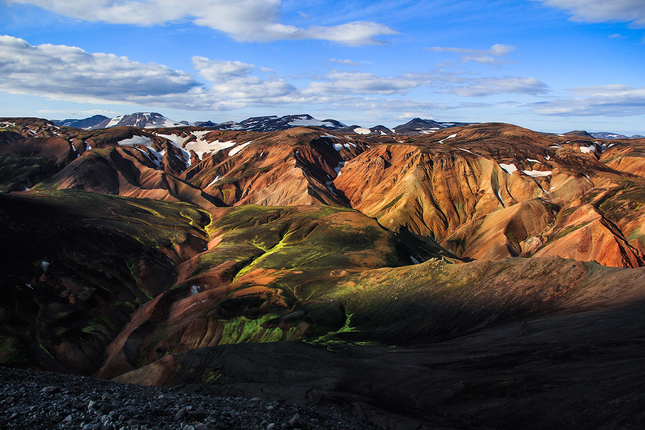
xmin=499 ymin=163 xmax=517 ymax=174
xmin=107 ymin=116 xmax=124 ymax=128
xmin=334 ymin=161 xmax=346 ymax=176
xmin=522 ymin=170 xmax=552 ymax=177
xmin=157 ymin=133 xmax=190 ymax=146
xmin=118 ymin=136 xmax=153 ymax=146
xmin=228 ymin=140 xmax=254 ymax=156
xmin=458 ymin=147 xmax=481 ymax=157
xmin=354 ymin=127 xmax=371 ymax=135
xmin=438 ymin=133 xmax=457 ymax=144
xmin=580 ymin=145 xmax=596 ymax=154
xmin=206 ymin=176 xmax=221 ymax=188
xmin=289 ymin=118 xmax=336 ymax=127
xmin=192 ymin=130 xmax=211 ymax=139
xmin=527 ymin=158 xmax=540 ymax=163
xmin=187 ymin=139 xmax=236 ymax=158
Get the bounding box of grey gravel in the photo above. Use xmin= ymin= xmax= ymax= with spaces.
xmin=0 ymin=366 xmax=379 ymax=429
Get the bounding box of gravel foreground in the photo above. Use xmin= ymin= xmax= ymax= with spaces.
xmin=0 ymin=366 xmax=379 ymax=430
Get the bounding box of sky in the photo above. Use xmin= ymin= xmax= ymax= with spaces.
xmin=0 ymin=0 xmax=644 ymax=135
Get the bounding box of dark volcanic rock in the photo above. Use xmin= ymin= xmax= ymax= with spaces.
xmin=116 ymin=302 xmax=645 ymax=430
xmin=0 ymin=366 xmax=377 ymax=430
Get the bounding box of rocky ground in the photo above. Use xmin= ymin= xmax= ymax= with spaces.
xmin=0 ymin=366 xmax=378 ymax=430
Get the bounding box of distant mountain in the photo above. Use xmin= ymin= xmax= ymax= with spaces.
xmin=563 ymin=130 xmax=594 ymax=138
xmin=590 ymin=132 xmax=645 ymax=140
xmin=393 ymin=118 xmax=476 ymax=135
xmin=51 ymin=112 xmax=484 ymax=135
xmin=89 ymin=112 xmax=188 ymax=129
xmin=52 ymin=115 xmax=109 ymax=129
xmin=212 ymin=114 xmax=346 ymax=132
xmin=193 ymin=120 xmax=219 ymax=128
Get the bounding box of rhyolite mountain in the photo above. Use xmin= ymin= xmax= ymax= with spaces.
xmin=2 ymin=116 xmax=645 ymax=429
xmin=88 ymin=112 xmax=189 ymax=129
xmin=54 ymin=112 xmax=477 ymax=135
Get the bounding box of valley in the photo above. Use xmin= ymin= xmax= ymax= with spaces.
xmin=1 ymin=116 xmax=645 ymax=429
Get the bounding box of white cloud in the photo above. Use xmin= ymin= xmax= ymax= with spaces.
xmin=304 ymin=70 xmax=423 ymax=95
xmin=0 ymin=36 xmax=298 ymax=111
xmin=0 ymin=35 xmax=199 ymax=102
xmin=428 ymin=44 xmax=516 ymax=65
xmin=440 ymin=77 xmax=549 ymax=97
xmin=192 ymin=57 xmax=255 ymax=81
xmin=191 ymin=56 xmax=295 ymax=101
xmin=37 ymin=109 xmax=118 ymax=117
xmin=531 ymin=85 xmax=645 ymax=116
xmin=329 ymin=58 xmax=363 ymax=66
xmin=537 ymin=0 xmax=645 ymax=27
xmin=6 ymin=0 xmax=396 ymax=45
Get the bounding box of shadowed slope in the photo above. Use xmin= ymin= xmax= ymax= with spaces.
xmin=0 ymin=190 xmax=210 ymax=374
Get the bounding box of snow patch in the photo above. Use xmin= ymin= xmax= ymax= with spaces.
xmin=438 ymin=133 xmax=457 ymax=144
xmin=157 ymin=133 xmax=190 ymax=146
xmin=107 ymin=115 xmax=124 ymax=128
xmin=410 ymin=256 xmax=420 ymax=265
xmin=354 ymin=127 xmax=371 ymax=135
xmin=186 ymin=139 xmax=235 ymax=159
xmin=334 ymin=161 xmax=346 ymax=176
xmin=118 ymin=136 xmax=153 ymax=146
xmin=289 ymin=118 xmax=336 ymax=127
xmin=190 ymin=285 xmax=201 ymax=295
xmin=580 ymin=145 xmax=596 ymax=154
xmin=206 ymin=176 xmax=221 ymax=188
xmin=499 ymin=163 xmax=517 ymax=174
xmin=333 ymin=143 xmax=343 ymax=151
xmin=527 ymin=158 xmax=540 ymax=163
xmin=494 ymin=189 xmax=505 ymax=206
xmin=458 ymin=148 xmax=481 ymax=157
xmin=228 ymin=140 xmax=254 ymax=156
xmin=522 ymin=170 xmax=552 ymax=177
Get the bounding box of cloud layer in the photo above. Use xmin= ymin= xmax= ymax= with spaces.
xmin=531 ymin=85 xmax=645 ymax=116
xmin=428 ymin=44 xmax=516 ymax=65
xmin=6 ymin=0 xmax=396 ymax=45
xmin=0 ymin=35 xmax=198 ymax=102
xmin=0 ymin=36 xmax=550 ymax=113
xmin=538 ymin=0 xmax=645 ymax=27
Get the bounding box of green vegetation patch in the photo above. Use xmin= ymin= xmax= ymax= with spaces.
xmin=218 ymin=314 xmax=301 ymax=345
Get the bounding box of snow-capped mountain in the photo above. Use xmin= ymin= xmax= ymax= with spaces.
xmin=393 ymin=118 xmax=476 ymax=135
xmin=50 ymin=112 xmax=481 ymax=135
xmin=212 ymin=114 xmax=346 ymax=132
xmin=89 ymin=112 xmax=189 ymax=130
xmin=591 ymin=132 xmax=645 ymax=140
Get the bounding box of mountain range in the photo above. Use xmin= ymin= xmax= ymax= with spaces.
xmin=2 ymin=116 xmax=645 ymax=428
xmin=51 ymin=111 xmax=644 ymax=139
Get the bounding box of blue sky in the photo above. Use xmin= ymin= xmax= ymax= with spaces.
xmin=1 ymin=0 xmax=644 ymax=134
